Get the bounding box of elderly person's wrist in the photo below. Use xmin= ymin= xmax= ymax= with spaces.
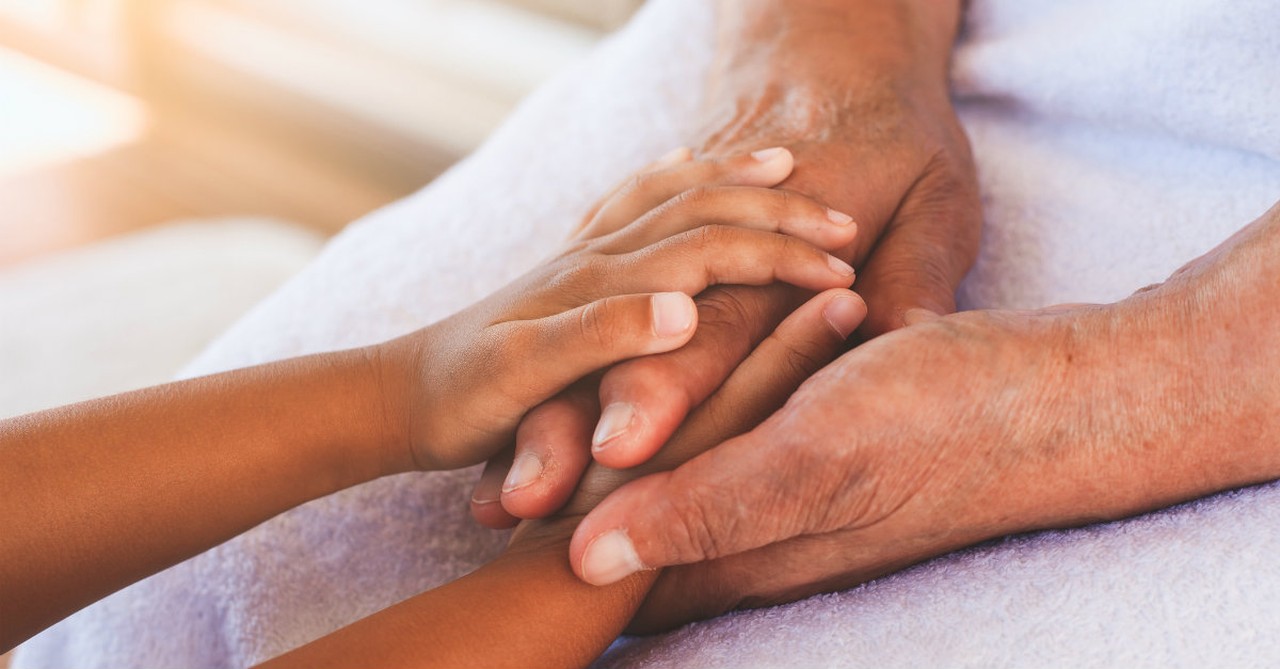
xmin=701 ymin=0 xmax=970 ymax=174
xmin=717 ymin=0 xmax=963 ymax=90
xmin=1005 ymin=205 xmax=1280 ymax=536
xmin=1114 ymin=205 xmax=1280 ymax=506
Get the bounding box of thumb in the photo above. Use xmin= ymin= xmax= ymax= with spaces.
xmin=502 ymin=292 xmax=698 ymax=406
xmin=569 ymin=423 xmax=808 ymax=586
xmin=854 ymin=166 xmax=981 ymax=337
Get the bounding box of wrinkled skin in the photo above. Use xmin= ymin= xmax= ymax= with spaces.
xmin=474 ymin=0 xmax=1280 ymax=637
xmin=567 ymin=202 xmax=1280 ymax=631
xmin=476 ymin=0 xmax=981 ymax=527
xmin=695 ymin=0 xmax=980 ymax=335
xmin=388 ymin=149 xmax=855 ymax=472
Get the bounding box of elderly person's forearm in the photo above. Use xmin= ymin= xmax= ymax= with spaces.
xmin=715 ymin=0 xmax=963 ymax=100
xmin=570 ymin=201 xmax=1280 ymax=630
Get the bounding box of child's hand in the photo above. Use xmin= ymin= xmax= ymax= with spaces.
xmin=375 ymin=148 xmax=859 ymax=471
xmin=502 ymin=286 xmax=867 ymax=567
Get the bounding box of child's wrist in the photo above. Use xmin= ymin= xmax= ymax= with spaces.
xmin=357 ymin=339 xmax=418 ymax=476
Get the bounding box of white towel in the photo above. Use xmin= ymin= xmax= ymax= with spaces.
xmin=15 ymin=0 xmax=1280 ymax=667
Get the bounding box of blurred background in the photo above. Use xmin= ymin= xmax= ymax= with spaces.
xmin=0 ymin=0 xmax=641 ymax=439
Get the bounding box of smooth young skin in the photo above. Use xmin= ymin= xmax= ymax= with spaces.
xmin=467 ymin=146 xmax=862 ymax=526
xmin=263 ymin=287 xmax=867 ymax=669
xmin=474 ymin=0 xmax=978 ymax=527
xmin=0 ymin=149 xmax=857 ymax=656
xmin=569 ymin=202 xmax=1280 ymax=632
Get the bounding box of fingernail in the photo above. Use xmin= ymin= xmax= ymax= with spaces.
xmin=471 ymin=494 xmax=500 ymax=506
xmin=651 ymin=292 xmax=695 ymax=338
xmin=824 ymin=295 xmax=865 ymax=339
xmin=654 ymin=146 xmax=692 ymax=168
xmin=904 ymin=308 xmax=942 ymax=326
xmin=581 ymin=529 xmax=645 ymax=586
xmin=827 ymin=255 xmax=855 ymax=278
xmin=826 ymin=208 xmax=854 ymax=226
xmin=593 ymin=402 xmax=635 ymax=451
xmin=750 ymin=146 xmax=788 ymax=162
xmin=501 ymin=452 xmax=543 ymax=493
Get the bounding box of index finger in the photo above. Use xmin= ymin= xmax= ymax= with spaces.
xmin=567 ymin=288 xmax=867 ymax=583
xmin=590 ymin=282 xmax=805 ymax=469
xmin=578 ymin=147 xmax=796 ymax=240
xmin=491 ymin=283 xmax=797 ymax=521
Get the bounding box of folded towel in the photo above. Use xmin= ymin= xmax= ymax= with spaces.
xmin=16 ymin=0 xmax=1280 ymax=667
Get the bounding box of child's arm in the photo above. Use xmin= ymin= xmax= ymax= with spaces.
xmin=257 ymin=521 xmax=656 ymax=669
xmin=258 ymin=286 xmax=866 ymax=669
xmin=0 ymin=350 xmax=402 ymax=651
xmin=0 ymin=147 xmax=858 ymax=653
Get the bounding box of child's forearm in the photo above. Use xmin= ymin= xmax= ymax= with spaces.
xmin=0 ymin=148 xmax=857 ymax=659
xmin=0 ymin=348 xmax=403 ymax=651
xmin=259 ymin=526 xmax=657 ymax=669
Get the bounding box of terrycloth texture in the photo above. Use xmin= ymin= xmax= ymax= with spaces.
xmin=15 ymin=0 xmax=1280 ymax=667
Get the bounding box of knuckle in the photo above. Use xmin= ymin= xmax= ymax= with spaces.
xmin=685 ymin=223 xmax=731 ymax=256
xmin=773 ymin=233 xmax=821 ymax=269
xmin=556 ymin=256 xmax=613 ymax=302
xmin=545 ymin=253 xmax=588 ymax=285
xmin=769 ymin=188 xmax=804 ymax=216
xmin=781 ymin=438 xmax=857 ymax=532
xmin=772 ymin=189 xmax=825 ymax=228
xmin=605 ymin=348 xmax=719 ymax=420
xmin=779 ymin=338 xmax=828 ymax=384
xmin=696 ymin=289 xmax=764 ymax=333
xmin=622 ymin=172 xmax=655 ymax=199
xmin=780 ymin=232 xmax=812 ymax=256
xmin=670 ymin=185 xmax=716 ymax=210
xmin=817 ymin=461 xmax=881 ymax=534
xmin=577 ymin=296 xmax=624 ymax=351
xmin=668 ymin=489 xmax=730 ymax=561
xmin=559 ymin=257 xmax=594 ymax=287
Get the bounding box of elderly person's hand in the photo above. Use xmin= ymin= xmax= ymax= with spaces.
xmin=474 ymin=0 xmax=979 ymax=525
xmin=695 ymin=0 xmax=980 ymax=335
xmin=565 ymin=201 xmax=1280 ymax=630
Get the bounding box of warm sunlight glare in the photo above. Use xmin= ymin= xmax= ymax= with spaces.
xmin=0 ymin=45 xmax=148 ymax=178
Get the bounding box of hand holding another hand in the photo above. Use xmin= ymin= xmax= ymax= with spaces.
xmin=375 ymin=148 xmax=858 ymax=473
xmin=569 ymin=203 xmax=1280 ymax=631
xmin=474 ymin=0 xmax=982 ymax=522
